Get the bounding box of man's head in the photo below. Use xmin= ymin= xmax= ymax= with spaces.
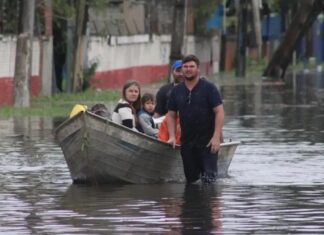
xmin=182 ymin=55 xmax=200 ymax=81
xmin=171 ymin=60 xmax=184 ymax=84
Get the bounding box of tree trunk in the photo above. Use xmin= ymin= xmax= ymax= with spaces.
xmin=14 ymin=0 xmax=35 ymax=107
xmin=251 ymin=0 xmax=262 ymax=60
xmin=168 ymin=0 xmax=185 ymax=83
xmin=149 ymin=0 xmax=158 ymax=38
xmin=235 ymin=0 xmax=248 ymax=77
xmin=263 ymin=0 xmax=324 ymax=78
xmin=40 ymin=0 xmax=53 ymax=96
xmin=72 ymin=0 xmax=87 ymax=92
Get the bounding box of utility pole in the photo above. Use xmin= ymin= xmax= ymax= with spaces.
xmin=14 ymin=0 xmax=35 ymax=107
xmin=168 ymin=0 xmax=185 ymax=83
xmin=40 ymin=0 xmax=53 ymax=96
xmin=235 ymin=0 xmax=248 ymax=77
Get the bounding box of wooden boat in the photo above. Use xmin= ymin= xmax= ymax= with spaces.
xmin=54 ymin=111 xmax=240 ymax=184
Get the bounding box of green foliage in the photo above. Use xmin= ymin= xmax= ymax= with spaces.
xmin=246 ymin=58 xmax=267 ymax=75
xmin=0 ymin=0 xmax=20 ymax=34
xmin=82 ymin=62 xmax=98 ymax=91
xmin=193 ymin=0 xmax=222 ymax=35
xmin=89 ymin=0 xmax=107 ymax=12
xmin=53 ymin=0 xmax=75 ymax=20
xmin=266 ymin=0 xmax=298 ymax=14
xmin=52 ymin=0 xmax=108 ymax=24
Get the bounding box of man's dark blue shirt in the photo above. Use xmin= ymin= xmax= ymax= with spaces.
xmin=168 ymin=79 xmax=222 ymax=147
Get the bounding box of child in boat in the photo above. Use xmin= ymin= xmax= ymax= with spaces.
xmin=158 ymin=112 xmax=181 ymax=145
xmin=138 ymin=93 xmax=159 ymax=137
xmin=112 ymin=80 xmax=141 ymax=131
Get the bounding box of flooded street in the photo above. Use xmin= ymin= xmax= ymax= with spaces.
xmin=1 ymin=73 xmax=324 ymax=234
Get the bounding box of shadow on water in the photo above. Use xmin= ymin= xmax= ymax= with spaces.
xmin=58 ymin=183 xmax=224 ymax=234
xmin=19 ymin=182 xmax=324 ymax=234
xmin=180 ymin=184 xmax=223 ymax=234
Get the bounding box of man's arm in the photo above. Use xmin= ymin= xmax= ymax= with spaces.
xmin=207 ymin=104 xmax=224 ymax=153
xmin=167 ymin=111 xmax=177 ymax=148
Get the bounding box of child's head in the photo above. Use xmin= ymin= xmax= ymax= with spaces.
xmin=90 ymin=103 xmax=109 ymax=118
xmin=141 ymin=93 xmax=155 ymax=114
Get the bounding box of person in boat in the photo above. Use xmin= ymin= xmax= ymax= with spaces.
xmin=154 ymin=59 xmax=184 ymax=118
xmin=138 ymin=93 xmax=159 ymax=138
xmin=167 ymin=54 xmax=224 ymax=184
xmin=90 ymin=103 xmax=110 ymax=118
xmin=112 ymin=80 xmax=141 ymax=131
xmin=158 ymin=112 xmax=181 ymax=145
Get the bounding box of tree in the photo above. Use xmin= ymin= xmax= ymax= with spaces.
xmin=52 ymin=0 xmax=105 ymax=93
xmin=14 ymin=0 xmax=35 ymax=107
xmin=235 ymin=0 xmax=248 ymax=77
xmin=168 ymin=0 xmax=185 ymax=82
xmin=263 ymin=0 xmax=324 ymax=78
xmin=71 ymin=0 xmax=88 ymax=92
xmin=39 ymin=0 xmax=53 ymax=96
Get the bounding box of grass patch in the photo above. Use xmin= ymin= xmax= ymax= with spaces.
xmin=33 ymin=88 xmax=120 ymax=104
xmin=0 ymin=106 xmax=72 ymax=117
xmin=0 ymin=88 xmax=120 ymax=118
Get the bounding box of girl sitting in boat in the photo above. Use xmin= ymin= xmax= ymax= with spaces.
xmin=138 ymin=93 xmax=159 ymax=138
xmin=112 ymin=80 xmax=141 ymax=131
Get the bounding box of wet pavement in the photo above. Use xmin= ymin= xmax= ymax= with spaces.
xmin=0 ymin=72 xmax=324 ymax=234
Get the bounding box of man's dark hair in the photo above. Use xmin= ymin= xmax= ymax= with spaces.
xmin=182 ymin=54 xmax=200 ymax=66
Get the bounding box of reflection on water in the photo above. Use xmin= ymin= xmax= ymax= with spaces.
xmin=0 ymin=72 xmax=324 ymax=234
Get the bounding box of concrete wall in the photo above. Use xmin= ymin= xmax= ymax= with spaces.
xmin=0 ymin=34 xmax=218 ymax=105
xmin=0 ymin=36 xmax=40 ymax=78
xmin=88 ymin=34 xmax=170 ymax=88
xmin=88 ymin=34 xmax=216 ymax=89
xmin=0 ymin=36 xmax=41 ymax=105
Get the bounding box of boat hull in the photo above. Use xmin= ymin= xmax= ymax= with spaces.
xmin=55 ymin=111 xmax=239 ymax=184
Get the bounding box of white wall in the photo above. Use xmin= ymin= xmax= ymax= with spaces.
xmin=87 ymin=34 xmax=171 ymax=72
xmin=0 ymin=36 xmax=17 ymax=77
xmin=0 ymin=36 xmax=40 ymax=78
xmin=87 ymin=34 xmax=217 ymax=74
xmin=0 ymin=34 xmax=218 ymax=78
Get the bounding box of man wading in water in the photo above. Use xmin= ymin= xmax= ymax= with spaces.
xmin=167 ymin=55 xmax=224 ymax=184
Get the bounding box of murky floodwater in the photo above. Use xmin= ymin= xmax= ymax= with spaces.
xmin=1 ymin=73 xmax=324 ymax=234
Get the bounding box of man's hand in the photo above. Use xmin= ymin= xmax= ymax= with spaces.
xmin=207 ymin=136 xmax=220 ymax=154
xmin=167 ymin=111 xmax=177 ymax=149
xmin=167 ymin=136 xmax=177 ymax=149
